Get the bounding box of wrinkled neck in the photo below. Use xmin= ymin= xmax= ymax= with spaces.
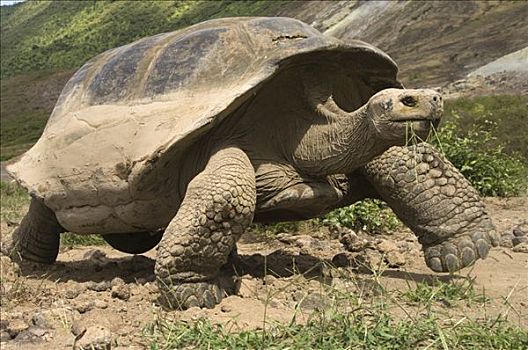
xmin=292 ymin=103 xmax=389 ymax=177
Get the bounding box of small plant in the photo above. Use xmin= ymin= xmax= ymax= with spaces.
xmin=0 ymin=180 xmax=30 ymax=223
xmin=321 ymin=199 xmax=401 ymax=234
xmin=61 ymin=232 xmax=106 ymax=247
xmin=433 ymin=115 xmax=527 ymax=197
xmin=402 ymin=277 xmax=488 ymax=306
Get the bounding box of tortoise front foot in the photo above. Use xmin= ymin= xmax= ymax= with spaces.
xmin=363 ymin=143 xmax=500 ymax=274
xmin=155 ymin=146 xmax=256 ymax=309
xmin=424 ymin=225 xmax=498 ymax=272
xmin=158 ymin=280 xmax=223 ymax=309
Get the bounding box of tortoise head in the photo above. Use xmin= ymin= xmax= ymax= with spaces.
xmin=367 ymin=88 xmax=443 ymax=143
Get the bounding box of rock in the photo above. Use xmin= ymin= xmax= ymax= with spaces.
xmin=499 ymin=233 xmax=514 ymax=248
xmin=32 ymin=311 xmax=54 ymax=329
xmin=385 ymin=251 xmax=406 ymax=267
xmin=111 ymin=284 xmax=130 ymax=301
xmin=111 ymin=277 xmax=125 ymax=288
xmin=512 ymin=242 xmax=528 ymax=253
xmin=87 ymin=281 xmax=111 ymax=292
xmin=0 ymin=256 xmax=20 ymax=282
xmin=75 ymin=300 xmax=95 ymax=313
xmin=238 ymin=277 xmax=260 ymax=299
xmin=352 ymin=249 xmax=385 ymax=273
xmin=71 ymin=321 xmax=87 ymax=338
xmin=15 ymin=326 xmax=49 ymax=342
xmin=376 ymin=239 xmax=398 ymax=253
xmin=74 ymin=325 xmax=112 ymax=350
xmin=299 ymin=292 xmax=330 ymax=310
xmin=65 ymin=285 xmax=83 ymax=299
xmin=512 ymin=236 xmax=528 ymax=246
xmin=94 ymin=300 xmax=109 ymax=309
xmin=6 ymin=319 xmax=29 ymax=338
xmin=513 ymin=222 xmax=527 ymax=237
xmin=331 ymin=252 xmax=354 ymax=267
xmin=83 ymin=249 xmax=107 ymax=262
xmin=0 ymin=330 xmax=11 ymax=342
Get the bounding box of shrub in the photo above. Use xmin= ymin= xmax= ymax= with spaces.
xmin=321 ymin=199 xmax=400 ymax=235
xmin=433 ymin=115 xmax=527 ymax=197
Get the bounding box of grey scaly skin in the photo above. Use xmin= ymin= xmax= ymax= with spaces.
xmin=155 ymin=147 xmax=256 ymax=309
xmin=362 ymin=144 xmax=499 ymax=272
xmin=2 ymin=198 xmax=63 ymax=263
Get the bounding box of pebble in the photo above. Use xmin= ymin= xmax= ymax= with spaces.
xmin=513 ymin=222 xmax=527 ymax=237
xmin=0 ymin=330 xmax=11 ymax=342
xmin=32 ymin=311 xmax=54 ymax=329
xmin=512 ymin=242 xmax=528 ymax=253
xmin=65 ymin=285 xmax=84 ymax=299
xmin=512 ymin=236 xmax=528 ymax=246
xmin=74 ymin=325 xmax=112 ymax=350
xmin=87 ymin=281 xmax=111 ymax=292
xmin=14 ymin=326 xmax=49 ymax=342
xmin=111 ymin=277 xmax=125 ymax=288
xmin=111 ymin=284 xmax=131 ymax=301
xmin=71 ymin=321 xmax=87 ymax=338
xmin=6 ymin=319 xmax=29 ymax=338
xmin=386 ymin=251 xmax=406 ymax=267
xmin=75 ymin=300 xmax=95 ymax=313
xmin=94 ymin=300 xmax=109 ymax=309
xmin=376 ymin=239 xmax=398 ymax=253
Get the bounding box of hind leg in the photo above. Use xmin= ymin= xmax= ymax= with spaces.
xmin=3 ymin=198 xmax=63 ymax=263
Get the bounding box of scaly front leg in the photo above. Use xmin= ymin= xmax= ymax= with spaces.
xmin=362 ymin=143 xmax=499 ymax=272
xmin=155 ymin=146 xmax=256 ymax=309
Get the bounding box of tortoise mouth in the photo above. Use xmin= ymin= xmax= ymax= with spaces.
xmin=393 ymin=117 xmax=441 ymax=129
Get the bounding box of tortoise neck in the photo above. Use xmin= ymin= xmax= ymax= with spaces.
xmin=292 ymin=103 xmax=389 ymax=177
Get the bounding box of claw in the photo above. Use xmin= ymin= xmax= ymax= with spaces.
xmin=159 ymin=281 xmax=223 ymax=310
xmin=424 ymin=228 xmax=495 ymax=273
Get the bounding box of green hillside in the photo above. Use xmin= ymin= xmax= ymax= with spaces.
xmin=1 ymin=0 xmax=297 ymax=78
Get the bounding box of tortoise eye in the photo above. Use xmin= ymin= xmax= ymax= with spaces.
xmin=401 ymin=96 xmax=417 ymax=107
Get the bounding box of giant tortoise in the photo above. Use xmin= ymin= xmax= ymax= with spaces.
xmin=6 ymin=17 xmax=498 ymax=309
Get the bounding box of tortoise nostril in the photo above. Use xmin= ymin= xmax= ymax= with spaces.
xmin=401 ymin=96 xmax=417 ymax=107
xmin=433 ymin=96 xmax=438 ymax=102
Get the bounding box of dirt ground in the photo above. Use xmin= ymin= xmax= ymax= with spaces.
xmin=0 ymin=197 xmax=527 ymax=349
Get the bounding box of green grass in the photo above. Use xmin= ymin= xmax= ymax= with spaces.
xmin=146 ymin=315 xmax=527 ymax=349
xmin=401 ymin=277 xmax=488 ymax=306
xmin=145 ymin=274 xmax=528 ymax=349
xmin=321 ymin=199 xmax=401 ymax=234
xmin=0 ymin=180 xmax=30 ymax=223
